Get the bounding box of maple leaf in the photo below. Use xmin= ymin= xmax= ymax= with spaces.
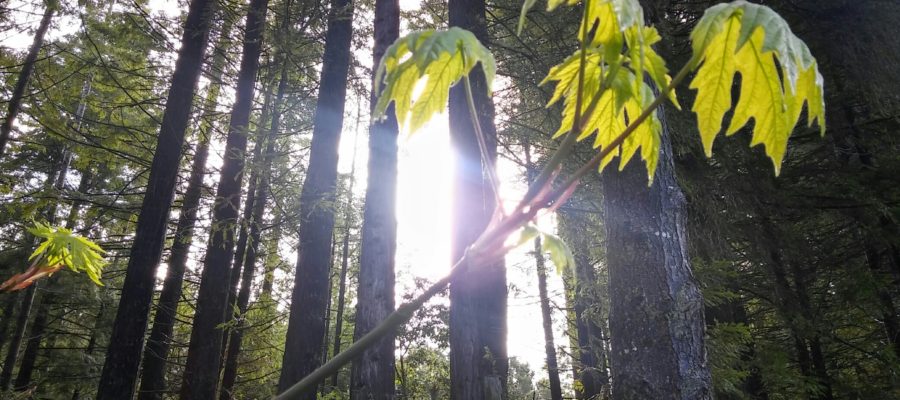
xmin=689 ymin=0 xmax=825 ymax=174
xmin=374 ymin=28 xmax=496 ymax=134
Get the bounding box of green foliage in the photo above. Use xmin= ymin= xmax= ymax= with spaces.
xmin=539 ymin=0 xmax=671 ymax=181
xmin=379 ymin=0 xmax=825 ymax=181
xmin=689 ymin=0 xmax=825 ymax=174
xmin=374 ymin=27 xmax=496 ymax=133
xmin=28 ymin=222 xmax=107 ymax=285
xmin=516 ymin=225 xmax=576 ymax=274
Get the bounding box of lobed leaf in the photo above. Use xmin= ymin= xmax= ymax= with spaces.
xmin=539 ymin=0 xmax=676 ymax=183
xmin=28 ymin=222 xmax=107 ymax=286
xmin=374 ymin=28 xmax=496 ymax=134
xmin=689 ymin=0 xmax=825 ymax=174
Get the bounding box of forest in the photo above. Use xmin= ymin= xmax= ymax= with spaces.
xmin=0 ymin=0 xmax=897 ymax=398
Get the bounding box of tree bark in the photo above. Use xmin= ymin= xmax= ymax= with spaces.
xmin=277 ymin=0 xmax=355 ymax=395
xmin=447 ymin=0 xmax=507 ymax=397
xmin=0 ymin=152 xmax=67 ymax=391
xmin=218 ymin=62 xmax=283 ymax=400
xmin=95 ymin=0 xmax=219 ymax=394
xmin=135 ymin=17 xmax=234 ymax=400
xmin=0 ymin=285 xmax=36 ymax=391
xmin=601 ymin=108 xmax=711 ymax=399
xmin=12 ymin=289 xmax=48 ymax=391
xmin=558 ymin=211 xmax=608 ymax=400
xmin=0 ymin=292 xmax=20 ymax=352
xmin=534 ymin=237 xmax=563 ymax=400
xmin=179 ymin=0 xmax=269 ymax=395
xmin=330 ymin=217 xmax=353 ymax=390
xmin=348 ymin=0 xmax=400 ymax=396
xmin=0 ymin=1 xmax=55 ymax=157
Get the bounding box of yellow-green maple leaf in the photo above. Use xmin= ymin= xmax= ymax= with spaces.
xmin=374 ymin=28 xmax=496 ymax=134
xmin=28 ymin=222 xmax=107 ymax=285
xmin=689 ymin=0 xmax=825 ymax=174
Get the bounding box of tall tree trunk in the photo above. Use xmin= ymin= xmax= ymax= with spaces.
xmin=218 ymin=67 xmax=273 ymax=370
xmin=0 ymin=1 xmax=55 ymax=157
xmin=601 ymin=108 xmax=711 ymax=399
xmin=329 ymin=131 xmax=359 ymax=391
xmin=179 ymin=0 xmax=269 ymax=395
xmin=558 ymin=211 xmax=608 ymax=400
xmin=277 ymin=0 xmax=355 ymax=394
xmin=0 ymin=285 xmax=36 ymax=390
xmin=12 ymin=289 xmax=48 ymax=391
xmin=13 ymin=55 xmax=95 ymax=394
xmin=136 ymin=18 xmax=234 ymax=400
xmin=533 ymin=237 xmax=563 ymax=400
xmin=321 ymin=235 xmax=338 ymax=394
xmin=0 ymin=152 xmax=66 ymax=391
xmin=0 ymin=292 xmax=19 ymax=351
xmin=330 ymin=221 xmax=352 ymax=390
xmin=348 ymin=0 xmax=400 ymax=395
xmin=447 ymin=0 xmax=507 ymax=397
xmin=218 ymin=63 xmax=284 ymax=400
xmin=95 ymin=0 xmax=219 ymax=393
xmin=72 ymin=296 xmax=107 ymax=400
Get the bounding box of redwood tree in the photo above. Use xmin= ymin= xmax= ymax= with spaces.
xmin=348 ymin=0 xmax=401 ymax=396
xmin=0 ymin=0 xmax=56 ymax=157
xmin=447 ymin=0 xmax=508 ymax=397
xmin=95 ymin=0 xmax=219 ymax=395
xmin=136 ymin=18 xmax=234 ymax=399
xmin=277 ymin=0 xmax=355 ymax=394
xmin=179 ymin=0 xmax=269 ymax=395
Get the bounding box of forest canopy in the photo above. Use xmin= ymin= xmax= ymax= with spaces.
xmin=0 ymin=0 xmax=897 ymax=399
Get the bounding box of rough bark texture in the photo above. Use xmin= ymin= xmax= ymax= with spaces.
xmin=601 ymin=109 xmax=711 ymax=399
xmin=447 ymin=0 xmax=507 ymax=397
xmin=136 ymin=19 xmax=233 ymax=400
xmin=0 ymin=285 xmax=36 ymax=390
xmin=95 ymin=0 xmax=218 ymax=394
xmin=12 ymin=289 xmax=48 ymax=391
xmin=0 ymin=2 xmax=54 ymax=156
xmin=277 ymin=0 xmax=354 ymax=394
xmin=0 ymin=292 xmax=20 ymax=351
xmin=534 ymin=237 xmax=563 ymax=400
xmin=179 ymin=0 xmax=268 ymax=396
xmin=348 ymin=0 xmax=400 ymax=396
xmin=219 ymin=65 xmax=283 ymax=400
xmin=558 ymin=212 xmax=608 ymax=400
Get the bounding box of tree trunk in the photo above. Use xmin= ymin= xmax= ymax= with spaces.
xmin=72 ymin=296 xmax=106 ymax=400
xmin=0 ymin=1 xmax=55 ymax=156
xmin=218 ymin=73 xmax=270 ymax=371
xmin=136 ymin=17 xmax=234 ymax=400
xmin=179 ymin=0 xmax=269 ymax=395
xmin=0 ymin=292 xmax=20 ymax=351
xmin=95 ymin=0 xmax=219 ymax=394
xmin=330 ymin=221 xmax=352 ymax=390
xmin=277 ymin=0 xmax=355 ymax=394
xmin=218 ymin=62 xmax=283 ymax=400
xmin=348 ymin=0 xmax=400 ymax=396
xmin=447 ymin=0 xmax=507 ymax=397
xmin=12 ymin=289 xmax=48 ymax=391
xmin=601 ymin=108 xmax=711 ymax=399
xmin=0 ymin=285 xmax=36 ymax=390
xmin=0 ymin=153 xmax=67 ymax=391
xmin=558 ymin=211 xmax=608 ymax=400
xmin=533 ymin=237 xmax=563 ymax=400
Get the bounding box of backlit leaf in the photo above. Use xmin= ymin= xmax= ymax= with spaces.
xmin=374 ymin=28 xmax=496 ymax=134
xmin=689 ymin=0 xmax=825 ymax=174
xmin=27 ymin=222 xmax=107 ymax=286
xmin=541 ymin=231 xmax=576 ymax=274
